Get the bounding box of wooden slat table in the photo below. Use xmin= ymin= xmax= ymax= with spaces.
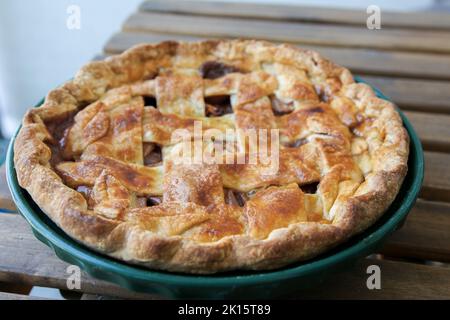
xmin=1 ymin=0 xmax=450 ymax=299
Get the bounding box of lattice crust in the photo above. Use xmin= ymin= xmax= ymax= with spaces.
xmin=14 ymin=40 xmax=409 ymax=273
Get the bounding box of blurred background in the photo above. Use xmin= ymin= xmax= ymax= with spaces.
xmin=1 ymin=0 xmax=450 ymax=138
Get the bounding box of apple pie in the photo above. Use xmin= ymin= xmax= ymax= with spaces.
xmin=14 ymin=40 xmax=409 ymax=273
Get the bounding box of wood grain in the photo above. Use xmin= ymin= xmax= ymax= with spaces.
xmin=123 ymin=12 xmax=450 ymax=54
xmin=422 ymin=151 xmax=450 ymax=202
xmin=298 ymin=258 xmax=450 ymax=299
xmin=381 ymin=199 xmax=450 ymax=262
xmin=105 ymin=31 xmax=450 ymax=80
xmin=0 ymin=212 xmax=450 ymax=299
xmin=404 ymin=111 xmax=450 ymax=152
xmin=140 ymin=0 xmax=450 ymax=31
xmin=0 ymin=214 xmax=160 ymax=299
xmin=359 ymin=76 xmax=450 ymax=114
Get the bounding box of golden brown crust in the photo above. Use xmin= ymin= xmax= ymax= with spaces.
xmin=14 ymin=40 xmax=409 ymax=273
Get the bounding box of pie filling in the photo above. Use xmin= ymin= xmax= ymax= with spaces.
xmin=200 ymin=61 xmax=243 ymax=79
xmin=44 ymin=111 xmax=77 ymax=166
xmin=42 ymin=53 xmax=377 ymax=243
xmin=205 ymin=95 xmax=233 ymax=117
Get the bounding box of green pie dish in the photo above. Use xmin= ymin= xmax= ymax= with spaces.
xmin=6 ymin=79 xmax=424 ymax=299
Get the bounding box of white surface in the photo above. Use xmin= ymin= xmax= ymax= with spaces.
xmin=0 ymin=0 xmax=142 ymax=137
xmin=0 ymin=0 xmax=440 ymax=137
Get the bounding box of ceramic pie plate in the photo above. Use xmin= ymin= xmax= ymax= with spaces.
xmin=6 ymin=78 xmax=424 ymax=299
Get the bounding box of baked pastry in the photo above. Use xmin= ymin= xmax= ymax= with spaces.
xmin=14 ymin=40 xmax=409 ymax=273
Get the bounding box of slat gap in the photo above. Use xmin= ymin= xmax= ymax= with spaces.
xmin=139 ymin=0 xmax=450 ymax=31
